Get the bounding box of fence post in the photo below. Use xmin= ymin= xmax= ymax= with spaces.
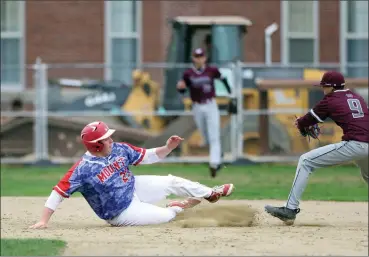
xmin=33 ymin=57 xmax=42 ymax=163
xmin=40 ymin=62 xmax=49 ymax=161
xmin=229 ymin=62 xmax=238 ymax=162
xmin=32 ymin=57 xmax=50 ymax=164
xmin=235 ymin=61 xmax=244 ymax=159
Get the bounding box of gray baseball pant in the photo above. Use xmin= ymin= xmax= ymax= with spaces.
xmin=192 ymin=99 xmax=221 ymax=168
xmin=286 ymin=140 xmax=368 ymax=210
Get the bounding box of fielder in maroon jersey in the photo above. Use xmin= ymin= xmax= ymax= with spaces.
xmin=265 ymin=70 xmax=369 ymax=225
xmin=176 ymin=48 xmax=232 ymax=178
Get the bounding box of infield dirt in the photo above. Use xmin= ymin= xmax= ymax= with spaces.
xmin=1 ymin=197 xmax=368 ymax=256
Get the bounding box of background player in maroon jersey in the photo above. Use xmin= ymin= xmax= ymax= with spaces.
xmin=265 ymin=71 xmax=369 ymax=225
xmin=176 ymin=48 xmax=232 ymax=177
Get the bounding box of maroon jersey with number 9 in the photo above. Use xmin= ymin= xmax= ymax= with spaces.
xmin=298 ymin=89 xmax=369 ymax=143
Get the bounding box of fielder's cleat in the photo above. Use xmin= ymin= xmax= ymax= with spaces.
xmin=209 ymin=163 xmax=225 ymax=178
xmin=264 ymin=205 xmax=300 ymax=225
xmin=205 ymin=184 xmax=235 ymax=203
xmin=166 ymin=198 xmax=202 ymax=209
xmin=209 ymin=166 xmax=217 ymax=177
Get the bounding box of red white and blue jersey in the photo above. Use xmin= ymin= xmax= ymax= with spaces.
xmin=53 ymin=142 xmax=146 ymax=220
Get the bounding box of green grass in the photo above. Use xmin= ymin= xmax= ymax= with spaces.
xmin=1 ymin=163 xmax=367 ymax=201
xmin=0 ymin=238 xmax=66 ymax=256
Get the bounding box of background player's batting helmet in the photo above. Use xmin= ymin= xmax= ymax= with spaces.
xmin=315 ymin=71 xmax=345 ymax=88
xmin=80 ymin=121 xmax=116 ymax=152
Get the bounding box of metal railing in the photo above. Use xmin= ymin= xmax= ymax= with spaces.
xmin=1 ymin=60 xmax=368 ymax=165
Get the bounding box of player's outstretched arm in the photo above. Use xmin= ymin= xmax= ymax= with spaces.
xmin=296 ymin=97 xmax=330 ymax=129
xmin=29 ymin=207 xmax=54 ymax=229
xmin=29 ymin=190 xmax=64 ymax=229
xmin=139 ymin=135 xmax=184 ymax=165
xmin=156 ymin=135 xmax=184 ymax=158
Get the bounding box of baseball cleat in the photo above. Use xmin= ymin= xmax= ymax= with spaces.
xmin=205 ymin=183 xmax=235 ymax=203
xmin=264 ymin=205 xmax=300 ymax=225
xmin=209 ymin=163 xmax=224 ymax=178
xmin=166 ymin=198 xmax=202 ymax=209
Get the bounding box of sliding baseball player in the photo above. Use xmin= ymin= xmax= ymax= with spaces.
xmin=29 ymin=121 xmax=234 ymax=228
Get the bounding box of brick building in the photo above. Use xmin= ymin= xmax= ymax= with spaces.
xmin=1 ymin=0 xmax=368 ymax=92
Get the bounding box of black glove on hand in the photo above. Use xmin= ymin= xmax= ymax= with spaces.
xmin=227 ymin=98 xmax=238 ymax=115
xmin=299 ymin=124 xmax=321 ymax=142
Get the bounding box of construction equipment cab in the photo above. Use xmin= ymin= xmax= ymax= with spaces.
xmin=163 ymin=16 xmax=252 ymax=111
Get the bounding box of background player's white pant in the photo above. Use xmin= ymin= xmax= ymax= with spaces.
xmin=286 ymin=140 xmax=368 ymax=210
xmin=192 ymin=99 xmax=221 ymax=168
xmin=107 ymin=175 xmax=213 ymax=226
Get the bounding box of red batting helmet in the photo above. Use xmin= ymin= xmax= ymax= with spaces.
xmin=80 ymin=121 xmax=116 ymax=152
xmin=315 ymin=71 xmax=345 ymax=88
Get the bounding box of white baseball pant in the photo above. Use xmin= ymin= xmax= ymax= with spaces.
xmin=107 ymin=175 xmax=213 ymax=226
xmin=192 ymin=99 xmax=221 ymax=168
xmin=286 ymin=140 xmax=368 ymax=210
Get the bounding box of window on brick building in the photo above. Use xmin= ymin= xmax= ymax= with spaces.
xmin=282 ymin=1 xmax=319 ymax=64
xmin=340 ymin=0 xmax=368 ymax=77
xmin=105 ymin=1 xmax=141 ymax=84
xmin=1 ymin=1 xmax=25 ymax=89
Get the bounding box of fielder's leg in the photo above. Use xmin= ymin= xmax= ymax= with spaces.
xmin=355 ymin=156 xmax=369 ymax=184
xmin=205 ymin=100 xmax=222 ymax=176
xmin=265 ymin=140 xmax=368 ymax=225
xmin=192 ymin=103 xmax=209 ymax=146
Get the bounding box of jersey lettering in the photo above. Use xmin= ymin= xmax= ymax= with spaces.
xmin=119 ymin=168 xmax=130 ymax=183
xmin=203 ymin=84 xmax=212 ymax=93
xmin=347 ymin=99 xmax=364 ymax=119
xmin=96 ymin=158 xmax=126 ymax=183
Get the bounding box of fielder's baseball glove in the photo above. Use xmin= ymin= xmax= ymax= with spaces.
xmin=227 ymin=98 xmax=237 ymax=115
xmin=299 ymin=124 xmax=321 ymax=142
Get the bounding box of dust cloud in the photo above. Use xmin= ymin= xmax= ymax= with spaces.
xmin=173 ymin=204 xmax=259 ymax=228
